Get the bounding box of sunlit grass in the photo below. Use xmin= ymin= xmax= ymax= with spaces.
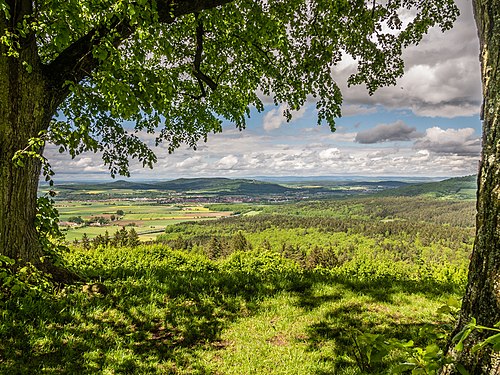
xmin=1 ymin=245 xmax=460 ymax=374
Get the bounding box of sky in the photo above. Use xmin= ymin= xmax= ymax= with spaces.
xmin=46 ymin=0 xmax=482 ymax=182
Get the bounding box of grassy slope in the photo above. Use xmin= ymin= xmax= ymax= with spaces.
xmin=1 ymin=246 xmax=459 ymax=375
xmin=376 ymin=175 xmax=477 ymax=200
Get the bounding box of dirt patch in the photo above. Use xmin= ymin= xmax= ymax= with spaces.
xmin=267 ymin=333 xmax=288 ymax=346
xmin=211 ymin=340 xmax=235 ymax=350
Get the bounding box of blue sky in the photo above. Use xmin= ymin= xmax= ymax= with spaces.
xmin=46 ymin=0 xmax=482 ymax=181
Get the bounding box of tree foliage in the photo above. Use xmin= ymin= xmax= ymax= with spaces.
xmin=1 ymin=0 xmax=459 ymax=176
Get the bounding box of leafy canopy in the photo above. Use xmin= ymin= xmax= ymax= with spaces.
xmin=2 ymin=0 xmax=459 ymax=176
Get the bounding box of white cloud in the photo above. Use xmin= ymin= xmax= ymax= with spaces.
xmin=319 ymin=148 xmax=341 ymax=160
xmin=335 ymin=0 xmax=481 ymax=118
xmin=82 ymin=165 xmax=106 ymax=173
xmin=262 ymin=104 xmax=307 ymax=132
xmin=262 ymin=108 xmax=284 ymax=131
xmin=341 ymin=104 xmax=378 ymax=117
xmin=175 ymin=156 xmax=205 ymax=170
xmin=74 ymin=157 xmax=94 ymax=167
xmin=216 ymin=155 xmax=239 ymax=169
xmin=414 ymin=127 xmax=481 ymax=156
xmin=324 ymin=129 xmax=357 ymax=142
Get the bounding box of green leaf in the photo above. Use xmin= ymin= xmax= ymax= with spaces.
xmin=492 ymin=341 xmax=500 ymax=351
xmin=447 ymin=296 xmax=461 ymax=308
xmin=411 ymin=368 xmax=427 ymax=375
xmin=0 ymin=0 xmax=10 ymax=19
xmin=0 ymin=255 xmax=15 ymax=265
xmin=456 ymin=363 xmax=470 ymax=375
xmin=472 ymin=332 xmax=500 ymax=353
xmin=401 ymin=340 xmax=414 ymax=348
xmin=22 ymin=61 xmax=32 ymax=73
xmin=424 ymin=343 xmax=441 ymax=358
xmin=437 ymin=305 xmax=452 ymax=314
xmin=392 ymin=363 xmax=416 ymax=373
xmin=453 ymin=320 xmax=477 ymax=352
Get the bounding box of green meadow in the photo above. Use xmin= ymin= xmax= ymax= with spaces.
xmin=0 ymin=245 xmax=464 ymax=375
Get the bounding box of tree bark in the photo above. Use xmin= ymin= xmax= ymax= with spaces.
xmin=443 ymin=0 xmax=500 ymax=373
xmin=0 ymin=12 xmax=53 ymax=270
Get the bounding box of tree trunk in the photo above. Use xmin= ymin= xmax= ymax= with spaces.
xmin=443 ymin=0 xmax=500 ymax=373
xmin=0 ymin=11 xmax=57 ymax=273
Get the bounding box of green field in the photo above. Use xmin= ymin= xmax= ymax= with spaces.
xmin=1 ymin=244 xmax=465 ymax=374
xmin=56 ymin=201 xmax=231 ymax=241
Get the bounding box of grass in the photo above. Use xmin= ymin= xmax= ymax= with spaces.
xmin=203 ymin=285 xmax=446 ymax=375
xmin=1 ymin=245 xmax=461 ymax=375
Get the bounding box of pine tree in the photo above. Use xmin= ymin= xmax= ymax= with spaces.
xmin=127 ymin=228 xmax=140 ymax=247
xmin=81 ymin=233 xmax=90 ymax=251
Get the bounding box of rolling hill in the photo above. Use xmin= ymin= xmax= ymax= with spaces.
xmin=44 ymin=175 xmax=477 ymax=201
xmin=377 ymin=175 xmax=477 ymax=199
xmin=52 ymin=177 xmax=298 ymax=197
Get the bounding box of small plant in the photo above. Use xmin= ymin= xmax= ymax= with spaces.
xmin=0 ymin=255 xmax=53 ymax=300
xmin=351 ymin=295 xmax=500 ymax=375
xmin=453 ymin=318 xmax=500 ymax=354
xmin=36 ymin=195 xmax=69 ymax=265
xmin=391 ymin=342 xmax=451 ymax=374
xmin=350 ymin=331 xmax=393 ymax=372
xmin=350 ymin=328 xmax=452 ymax=374
xmin=350 ymin=297 xmax=461 ymax=374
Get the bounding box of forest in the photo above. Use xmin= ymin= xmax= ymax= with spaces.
xmin=0 ymin=194 xmax=479 ymax=374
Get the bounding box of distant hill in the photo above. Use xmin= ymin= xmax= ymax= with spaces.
xmin=377 ymin=175 xmax=477 ymax=199
xmin=54 ymin=177 xmax=295 ymax=196
xmin=46 ymin=176 xmax=477 ymax=201
xmin=152 ymin=178 xmax=292 ymax=194
xmin=53 ymin=180 xmax=154 ymax=191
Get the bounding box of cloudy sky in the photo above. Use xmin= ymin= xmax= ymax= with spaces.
xmin=47 ymin=0 xmax=482 ymax=181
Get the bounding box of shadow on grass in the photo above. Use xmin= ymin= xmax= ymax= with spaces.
xmin=297 ymin=274 xmax=459 ymax=375
xmin=0 ymin=266 xmax=311 ymax=375
xmin=305 ymin=303 xmax=431 ymax=375
xmin=0 ymin=263 xmax=459 ymax=375
xmin=311 ymin=271 xmax=463 ymax=303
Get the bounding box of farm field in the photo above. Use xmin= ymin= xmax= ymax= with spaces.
xmin=56 ymin=201 xmax=232 ymax=241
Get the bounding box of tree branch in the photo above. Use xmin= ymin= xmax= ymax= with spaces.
xmin=233 ymin=34 xmax=275 ymax=66
xmin=157 ymin=0 xmax=234 ymax=24
xmin=43 ymin=0 xmax=234 ymax=105
xmin=43 ymin=17 xmax=134 ymax=106
xmin=191 ymin=14 xmax=218 ymax=98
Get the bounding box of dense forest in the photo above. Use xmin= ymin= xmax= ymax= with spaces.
xmin=155 ymin=197 xmax=474 ymax=288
